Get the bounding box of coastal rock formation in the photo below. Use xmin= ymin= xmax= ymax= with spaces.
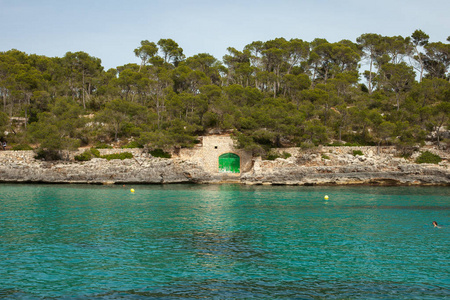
xmin=241 ymin=147 xmax=449 ymax=185
xmin=0 ymin=150 xmax=212 ymax=184
xmin=0 ymin=147 xmax=449 ymax=185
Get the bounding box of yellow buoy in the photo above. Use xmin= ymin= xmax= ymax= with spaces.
xmin=130 ymin=188 xmax=135 ymax=193
xmin=324 ymin=195 xmax=329 ymax=200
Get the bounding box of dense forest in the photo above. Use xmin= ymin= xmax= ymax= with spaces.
xmin=0 ymin=31 xmax=449 ymax=158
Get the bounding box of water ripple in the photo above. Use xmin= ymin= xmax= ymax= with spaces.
xmin=0 ymin=184 xmax=449 ymax=299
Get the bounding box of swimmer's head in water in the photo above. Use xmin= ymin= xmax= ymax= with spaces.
xmin=432 ymin=221 xmax=438 ymax=227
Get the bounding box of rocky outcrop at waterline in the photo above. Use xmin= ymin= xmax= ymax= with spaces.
xmin=0 ymin=149 xmax=212 ymax=184
xmin=0 ymin=146 xmax=448 ymax=185
xmin=242 ymin=158 xmax=449 ymax=186
xmin=241 ymin=147 xmax=450 ymax=186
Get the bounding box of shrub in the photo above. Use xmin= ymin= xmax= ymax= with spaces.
xmin=352 ymin=150 xmax=363 ymax=156
xmin=121 ymin=141 xmax=143 ymax=149
xmin=282 ymin=152 xmax=291 ymax=159
xmin=75 ymin=149 xmax=133 ymax=161
xmin=300 ymin=141 xmax=315 ymax=149
xmin=328 ymin=142 xmax=362 ymax=147
xmin=35 ymin=149 xmax=62 ymax=161
xmin=74 ymin=148 xmax=102 ymax=162
xmin=90 ymin=148 xmax=101 ymax=158
xmin=266 ymin=151 xmax=291 ymax=160
xmin=94 ymin=142 xmax=112 ymax=149
xmin=345 ymin=142 xmax=363 ymax=147
xmin=415 ymin=151 xmax=442 ymax=164
xmin=266 ymin=152 xmax=278 ymax=160
xmin=12 ymin=144 xmax=33 ymax=150
xmin=400 ymin=152 xmax=412 ymax=159
xmin=150 ymin=149 xmax=171 ymax=158
xmin=328 ymin=141 xmax=344 ymax=146
xmin=101 ymin=152 xmax=133 ymax=161
xmin=74 ymin=150 xmax=92 ymax=161
xmin=322 ymin=154 xmax=330 ymax=160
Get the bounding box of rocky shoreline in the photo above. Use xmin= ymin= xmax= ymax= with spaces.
xmin=241 ymin=147 xmax=450 ymax=186
xmin=0 ymin=147 xmax=449 ymax=186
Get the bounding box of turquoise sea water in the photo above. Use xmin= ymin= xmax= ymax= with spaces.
xmin=0 ymin=184 xmax=449 ymax=299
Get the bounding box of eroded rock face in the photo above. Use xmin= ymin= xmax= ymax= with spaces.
xmin=0 ymin=147 xmax=449 ymax=185
xmin=0 ymin=151 xmax=212 ymax=184
xmin=241 ymin=147 xmax=450 ymax=186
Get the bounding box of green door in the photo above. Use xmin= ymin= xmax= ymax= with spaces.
xmin=219 ymin=153 xmax=240 ymax=173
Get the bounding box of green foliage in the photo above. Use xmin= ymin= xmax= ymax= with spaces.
xmin=282 ymin=152 xmax=292 ymax=159
xmin=266 ymin=151 xmax=292 ymax=160
xmin=415 ymin=151 xmax=442 ymax=164
xmin=150 ymin=148 xmax=172 ymax=158
xmin=75 ymin=148 xmax=130 ymax=161
xmin=299 ymin=141 xmax=316 ymax=149
xmin=76 ymin=148 xmax=132 ymax=161
xmin=28 ymin=98 xmax=83 ymax=152
xmin=266 ymin=153 xmax=278 ymax=160
xmin=122 ymin=141 xmax=143 ymax=149
xmin=233 ymin=132 xmax=266 ymax=157
xmin=35 ymin=149 xmax=62 ymax=161
xmin=101 ymin=152 xmax=133 ymax=160
xmin=328 ymin=141 xmax=361 ymax=147
xmin=0 ymin=111 xmax=8 ymax=139
xmin=94 ymin=142 xmax=113 ymax=149
xmin=1 ymin=34 xmax=449 ymax=156
xmin=95 ymin=99 xmax=147 ymax=141
xmin=400 ymin=152 xmax=412 ymax=159
xmin=90 ymin=148 xmax=101 ymax=158
xmin=322 ymin=154 xmax=330 ymax=160
xmin=74 ymin=150 xmax=92 ymax=161
xmin=12 ymin=144 xmax=33 ymax=150
xmin=352 ymin=150 xmax=364 ymax=156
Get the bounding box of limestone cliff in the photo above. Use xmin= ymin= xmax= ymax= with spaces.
xmin=0 ymin=150 xmax=211 ymax=184
xmin=0 ymin=147 xmax=449 ymax=185
xmin=241 ymin=147 xmax=450 ymax=185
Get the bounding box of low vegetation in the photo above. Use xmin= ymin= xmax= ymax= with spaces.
xmin=101 ymin=152 xmax=133 ymax=161
xmin=321 ymin=154 xmax=330 ymax=160
xmin=352 ymin=150 xmax=364 ymax=156
xmin=415 ymin=151 xmax=442 ymax=164
xmin=149 ymin=149 xmax=171 ymax=158
xmin=12 ymin=144 xmax=33 ymax=151
xmin=74 ymin=148 xmax=133 ymax=161
xmin=266 ymin=151 xmax=292 ymax=160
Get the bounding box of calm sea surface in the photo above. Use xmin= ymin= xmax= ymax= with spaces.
xmin=0 ymin=184 xmax=449 ymax=299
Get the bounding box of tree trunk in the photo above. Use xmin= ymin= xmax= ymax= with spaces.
xmin=24 ymin=107 xmax=27 ymax=129
xmin=82 ymin=71 xmax=86 ymax=109
xmin=2 ymin=91 xmax=6 ymax=112
xmin=368 ymin=57 xmax=373 ymax=94
xmin=435 ymin=125 xmax=441 ymax=147
xmin=396 ymin=93 xmax=400 ymax=111
xmin=114 ymin=124 xmax=119 ymax=141
xmin=414 ymin=46 xmax=424 ymax=83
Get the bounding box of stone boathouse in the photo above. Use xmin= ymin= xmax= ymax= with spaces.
xmin=176 ymin=135 xmax=253 ymax=176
